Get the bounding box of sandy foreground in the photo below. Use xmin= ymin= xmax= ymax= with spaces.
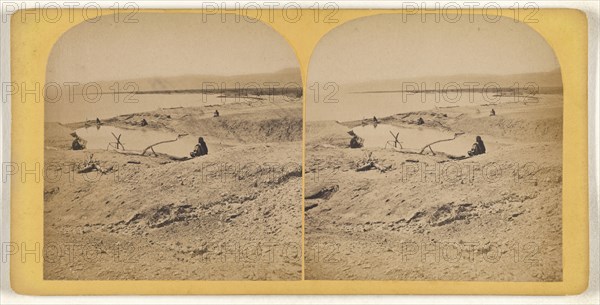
xmin=304 ymin=94 xmax=563 ymax=281
xmin=43 ymin=93 xmax=563 ymax=281
xmin=44 ymin=98 xmax=302 ymax=280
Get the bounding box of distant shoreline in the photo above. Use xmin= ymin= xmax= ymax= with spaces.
xmin=349 ymin=86 xmax=563 ymax=95
xmin=71 ymin=87 xmax=303 ymax=97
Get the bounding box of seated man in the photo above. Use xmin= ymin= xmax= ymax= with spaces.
xmin=350 ymin=135 xmax=363 ymax=149
xmin=72 ymin=136 xmax=85 ymax=150
xmin=467 ymin=136 xmax=486 ymax=156
xmin=214 ymin=110 xmax=220 ymax=117
xmin=190 ymin=137 xmax=208 ymax=157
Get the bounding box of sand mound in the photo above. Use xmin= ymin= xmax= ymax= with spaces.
xmin=306 ymin=121 xmax=352 ymax=147
xmin=305 ymin=183 xmax=339 ymax=200
xmin=45 ymin=122 xmax=75 ymax=149
xmin=100 ymin=102 xmax=303 ymax=144
xmin=449 ymin=114 xmax=562 ymax=142
xmin=194 ymin=116 xmax=302 ymax=143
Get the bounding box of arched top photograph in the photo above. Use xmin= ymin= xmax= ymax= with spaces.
xmin=43 ymin=12 xmax=303 ymax=281
xmin=304 ymin=12 xmax=565 ymax=283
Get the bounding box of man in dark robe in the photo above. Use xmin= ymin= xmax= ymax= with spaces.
xmin=190 ymin=137 xmax=208 ymax=157
xmin=467 ymin=136 xmax=486 ymax=156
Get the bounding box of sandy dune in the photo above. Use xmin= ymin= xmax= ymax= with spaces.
xmin=44 ymin=98 xmax=302 ymax=280
xmin=304 ymin=95 xmax=563 ymax=281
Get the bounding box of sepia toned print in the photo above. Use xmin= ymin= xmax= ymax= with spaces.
xmin=43 ymin=13 xmax=303 ymax=280
xmin=305 ymin=14 xmax=563 ymax=281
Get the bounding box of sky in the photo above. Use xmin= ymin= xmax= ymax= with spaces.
xmin=308 ymin=14 xmax=560 ymax=85
xmin=306 ymin=14 xmax=562 ymax=121
xmin=46 ymin=13 xmax=300 ymax=83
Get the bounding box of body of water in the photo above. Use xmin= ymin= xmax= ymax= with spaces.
xmin=308 ymin=91 xmax=541 ymax=122
xmin=75 ymin=125 xmax=198 ymax=158
xmin=47 ymin=93 xmax=288 ymax=123
xmin=352 ymin=124 xmax=475 ymax=156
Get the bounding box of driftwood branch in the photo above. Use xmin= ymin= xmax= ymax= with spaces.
xmin=385 ymin=130 xmax=403 ymax=149
xmin=141 ymin=137 xmax=180 ymax=156
xmin=355 ymin=152 xmax=391 ymax=173
xmin=108 ymin=134 xmax=191 ymax=161
xmin=356 ymin=161 xmax=391 ymax=172
xmin=418 ymin=132 xmax=465 ymax=155
xmin=78 ymin=153 xmax=114 ymax=174
xmin=111 ymin=132 xmax=125 ymax=150
xmin=78 ymin=164 xmax=113 ymax=174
